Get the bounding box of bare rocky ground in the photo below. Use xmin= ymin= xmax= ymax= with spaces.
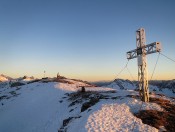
xmin=135 ymin=97 xmax=175 ymax=132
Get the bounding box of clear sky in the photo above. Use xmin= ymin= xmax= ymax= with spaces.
xmin=0 ymin=0 xmax=175 ymax=81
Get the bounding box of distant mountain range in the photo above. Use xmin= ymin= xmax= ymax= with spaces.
xmin=1 ymin=74 xmax=175 ymax=93
xmin=91 ymin=80 xmax=112 ymax=87
xmin=149 ymin=80 xmax=175 ymax=92
xmin=0 ymin=74 xmax=13 ymax=82
xmin=0 ymin=74 xmax=35 ymax=82
xmin=93 ymin=79 xmax=175 ymax=93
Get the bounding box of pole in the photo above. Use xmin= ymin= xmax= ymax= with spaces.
xmin=136 ymin=28 xmax=149 ymax=102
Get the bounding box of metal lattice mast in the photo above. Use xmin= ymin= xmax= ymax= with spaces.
xmin=126 ymin=28 xmax=161 ymax=102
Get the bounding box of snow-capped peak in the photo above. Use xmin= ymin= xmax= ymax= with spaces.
xmin=0 ymin=74 xmax=13 ymax=82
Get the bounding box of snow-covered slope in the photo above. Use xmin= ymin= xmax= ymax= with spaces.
xmin=0 ymin=74 xmax=35 ymax=83
xmin=0 ymin=79 xmax=110 ymax=132
xmin=0 ymin=74 xmax=12 ymax=82
xmin=15 ymin=76 xmax=36 ymax=83
xmin=149 ymin=80 xmax=175 ymax=94
xmin=106 ymin=79 xmax=136 ymax=90
xmin=0 ymin=76 xmax=8 ymax=82
xmin=0 ymin=78 xmax=174 ymax=132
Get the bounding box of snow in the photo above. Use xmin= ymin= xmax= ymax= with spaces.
xmin=0 ymin=74 xmax=13 ymax=82
xmin=22 ymin=78 xmax=35 ymax=82
xmin=106 ymin=79 xmax=136 ymax=90
xmin=0 ymin=75 xmax=8 ymax=82
xmin=118 ymin=97 xmax=164 ymax=113
xmin=64 ymin=79 xmax=91 ymax=86
xmin=0 ymin=78 xmax=174 ymax=132
xmin=56 ymin=82 xmax=114 ymax=92
xmin=0 ymin=82 xmax=64 ymax=132
xmin=86 ymin=103 xmax=158 ymax=132
xmin=0 ymin=80 xmax=93 ymax=132
xmin=67 ymin=94 xmax=163 ymax=132
xmin=149 ymin=85 xmax=175 ymax=98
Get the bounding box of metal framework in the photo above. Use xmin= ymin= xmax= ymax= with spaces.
xmin=126 ymin=28 xmax=161 ymax=102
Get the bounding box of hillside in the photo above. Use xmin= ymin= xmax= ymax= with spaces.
xmin=0 ymin=74 xmax=13 ymax=82
xmin=0 ymin=78 xmax=174 ymax=132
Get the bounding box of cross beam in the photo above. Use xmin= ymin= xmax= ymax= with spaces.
xmin=127 ymin=42 xmax=161 ymax=59
xmin=126 ymin=28 xmax=161 ymax=102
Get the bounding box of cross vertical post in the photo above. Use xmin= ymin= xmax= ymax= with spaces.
xmin=136 ymin=28 xmax=149 ymax=102
xmin=126 ymin=28 xmax=161 ymax=102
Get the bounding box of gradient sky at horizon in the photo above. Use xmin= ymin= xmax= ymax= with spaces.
xmin=0 ymin=0 xmax=175 ymax=81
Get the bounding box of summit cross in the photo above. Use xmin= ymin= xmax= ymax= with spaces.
xmin=126 ymin=28 xmax=161 ymax=102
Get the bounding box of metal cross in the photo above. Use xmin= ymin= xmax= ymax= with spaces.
xmin=126 ymin=28 xmax=161 ymax=102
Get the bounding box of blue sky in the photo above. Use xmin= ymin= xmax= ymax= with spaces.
xmin=0 ymin=0 xmax=175 ymax=81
